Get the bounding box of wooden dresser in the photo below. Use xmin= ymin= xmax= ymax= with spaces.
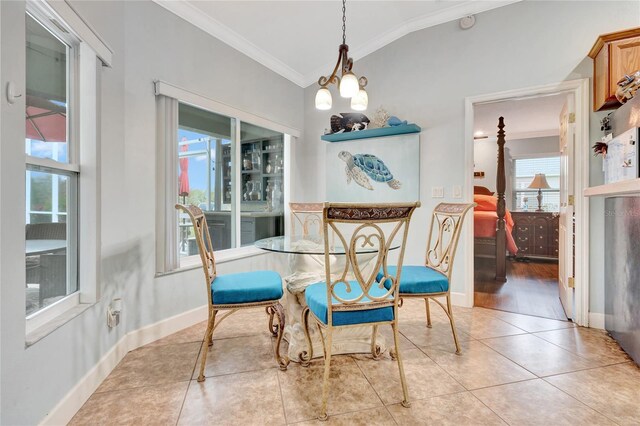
xmin=511 ymin=211 xmax=559 ymax=260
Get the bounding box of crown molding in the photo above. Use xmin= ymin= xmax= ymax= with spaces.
xmin=153 ymin=0 xmax=306 ymax=87
xmin=154 ymin=0 xmax=521 ymax=88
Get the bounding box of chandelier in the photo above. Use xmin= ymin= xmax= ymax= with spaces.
xmin=315 ymin=0 xmax=368 ymax=111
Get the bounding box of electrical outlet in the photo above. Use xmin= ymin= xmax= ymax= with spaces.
xmin=431 ymin=186 xmax=444 ymax=198
xmin=452 ymin=185 xmax=462 ymax=198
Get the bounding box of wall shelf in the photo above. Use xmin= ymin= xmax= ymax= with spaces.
xmin=584 ymin=178 xmax=640 ymax=197
xmin=321 ymin=123 xmax=421 ymax=142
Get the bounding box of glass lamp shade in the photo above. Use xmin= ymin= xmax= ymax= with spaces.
xmin=528 ymin=173 xmax=551 ymax=189
xmin=315 ymin=87 xmax=332 ymax=110
xmin=339 ymin=72 xmax=359 ymax=98
xmin=350 ymin=88 xmax=368 ymax=111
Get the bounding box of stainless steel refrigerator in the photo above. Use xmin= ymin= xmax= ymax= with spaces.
xmin=605 ymin=197 xmax=640 ymax=364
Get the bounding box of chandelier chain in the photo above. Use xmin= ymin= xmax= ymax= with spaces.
xmin=342 ymin=0 xmax=346 ymax=45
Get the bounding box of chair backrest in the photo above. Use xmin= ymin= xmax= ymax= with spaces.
xmin=26 ymin=223 xmax=66 ymax=240
xmin=323 ymin=202 xmax=419 ymax=324
xmin=175 ymin=204 xmax=216 ymax=304
xmin=290 ymin=202 xmax=324 ymax=237
xmin=425 ymin=203 xmax=474 ymax=280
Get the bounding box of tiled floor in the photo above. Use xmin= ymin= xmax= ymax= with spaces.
xmin=70 ymin=300 xmax=638 ymax=425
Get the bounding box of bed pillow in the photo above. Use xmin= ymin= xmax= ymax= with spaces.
xmin=474 ymin=194 xmax=498 ymax=211
xmin=474 ymin=186 xmax=494 ymax=196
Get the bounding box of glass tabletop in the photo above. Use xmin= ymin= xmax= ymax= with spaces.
xmin=254 ymin=235 xmax=398 ymax=255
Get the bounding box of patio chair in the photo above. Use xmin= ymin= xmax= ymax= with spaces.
xmin=376 ymin=202 xmax=473 ymax=354
xmin=175 ymin=204 xmax=288 ymax=382
xmin=301 ymin=202 xmax=419 ymax=420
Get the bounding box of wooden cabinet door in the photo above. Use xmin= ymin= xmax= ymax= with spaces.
xmin=609 ymin=36 xmax=640 ymax=96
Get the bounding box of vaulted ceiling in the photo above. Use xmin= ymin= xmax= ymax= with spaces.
xmin=154 ymin=0 xmax=520 ymax=87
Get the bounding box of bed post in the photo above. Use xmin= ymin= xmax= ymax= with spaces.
xmin=495 ymin=117 xmax=507 ymax=282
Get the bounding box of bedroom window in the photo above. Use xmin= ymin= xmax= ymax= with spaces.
xmin=513 ymin=156 xmax=560 ymax=212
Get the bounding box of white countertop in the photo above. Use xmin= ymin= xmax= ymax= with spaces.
xmin=584 ymin=178 xmax=640 ymax=197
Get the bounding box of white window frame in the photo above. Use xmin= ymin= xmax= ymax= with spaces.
xmin=154 ymin=81 xmax=301 ymax=273
xmin=512 ymin=153 xmax=561 ymax=212
xmin=25 ymin=0 xmax=109 ymax=335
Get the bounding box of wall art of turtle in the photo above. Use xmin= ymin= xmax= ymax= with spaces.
xmin=325 ymin=133 xmax=420 ymax=203
xmin=338 ymin=151 xmax=401 ymax=190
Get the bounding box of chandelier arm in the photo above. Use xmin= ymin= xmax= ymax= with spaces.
xmin=318 ymin=48 xmax=345 ymax=88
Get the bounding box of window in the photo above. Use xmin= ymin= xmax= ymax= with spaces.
xmin=25 ymin=13 xmax=78 ymax=317
xmin=513 ymin=156 xmax=560 ymax=212
xmin=155 ymin=84 xmax=291 ymax=272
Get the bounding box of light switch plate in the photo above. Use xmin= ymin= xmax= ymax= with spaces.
xmin=432 ymin=186 xmax=444 ymax=198
xmin=452 ymin=185 xmax=462 ymax=198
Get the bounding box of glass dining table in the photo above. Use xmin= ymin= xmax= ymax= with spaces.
xmin=255 ymin=235 xmax=397 ymax=362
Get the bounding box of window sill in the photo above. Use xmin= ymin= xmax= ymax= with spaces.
xmin=26 ymin=299 xmax=93 ymax=347
xmin=156 ymin=246 xmax=269 ymax=278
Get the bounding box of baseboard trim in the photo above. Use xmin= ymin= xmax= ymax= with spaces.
xmin=451 ymin=292 xmax=471 ymax=308
xmin=40 ymin=304 xmax=208 ymax=426
xmin=589 ymin=312 xmax=605 ymax=329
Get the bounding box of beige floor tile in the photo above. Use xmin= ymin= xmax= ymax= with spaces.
xmin=483 ymin=309 xmax=575 ymax=333
xmin=473 ymin=379 xmax=614 ymax=425
xmin=96 ymin=342 xmax=200 ymax=393
xmin=69 ymin=382 xmax=188 ymax=426
xmin=211 ymin=309 xmax=274 ymax=340
xmin=482 ymin=333 xmax=601 ymax=377
xmin=399 ymin=322 xmax=473 ymax=350
xmin=534 ymin=327 xmax=630 ymax=365
xmin=457 ymin=313 xmax=527 ymax=339
xmin=146 ymin=320 xmax=208 ymax=347
xmin=293 ymin=407 xmax=395 ymax=426
xmin=378 ymin=326 xmax=418 ymax=352
xmin=193 ymin=333 xmax=277 ymax=378
xmin=178 ymin=369 xmax=286 ymax=425
xmin=278 ymin=356 xmax=383 ymax=423
xmin=387 ymin=392 xmax=506 ymax=425
xmin=423 ymin=340 xmax=534 ymax=390
xmin=545 ymin=362 xmax=640 ymax=425
xmin=354 ymin=348 xmax=464 ymax=404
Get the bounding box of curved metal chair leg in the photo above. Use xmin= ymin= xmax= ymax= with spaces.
xmin=267 ymin=302 xmax=290 ymax=370
xmin=446 ymin=295 xmax=462 ymax=355
xmin=371 ymin=324 xmax=382 ymax=359
xmin=391 ymin=321 xmax=410 ymax=408
xmin=425 ymin=297 xmax=432 ymax=328
xmin=299 ymin=306 xmax=313 ymax=367
xmin=319 ymin=328 xmax=333 ymax=421
xmin=198 ymin=309 xmax=217 ymax=382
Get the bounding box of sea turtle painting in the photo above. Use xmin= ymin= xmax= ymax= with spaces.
xmin=338 ymin=151 xmax=402 ymax=191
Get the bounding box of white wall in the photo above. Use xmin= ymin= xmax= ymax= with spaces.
xmin=296 ymin=1 xmax=639 ymax=312
xmin=0 ymin=1 xmax=302 ymax=424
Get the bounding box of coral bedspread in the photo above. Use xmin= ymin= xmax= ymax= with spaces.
xmin=474 ymin=210 xmax=518 ymax=255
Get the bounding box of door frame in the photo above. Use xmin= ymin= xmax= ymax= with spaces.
xmin=463 ymin=79 xmax=590 ymax=326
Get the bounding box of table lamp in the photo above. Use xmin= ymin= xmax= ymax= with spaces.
xmin=528 ymin=173 xmax=550 ymax=212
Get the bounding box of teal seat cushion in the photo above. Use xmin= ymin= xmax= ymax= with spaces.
xmin=212 ymin=270 xmax=283 ymax=305
xmin=305 ymin=281 xmax=394 ymax=326
xmin=376 ymin=266 xmax=449 ymax=294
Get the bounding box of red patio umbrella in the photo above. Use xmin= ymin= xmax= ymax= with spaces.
xmin=179 ymin=138 xmax=189 ymax=199
xmin=25 ymin=95 xmax=66 ymax=142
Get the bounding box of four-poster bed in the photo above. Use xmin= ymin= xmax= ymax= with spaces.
xmin=473 ymin=117 xmax=513 ymax=282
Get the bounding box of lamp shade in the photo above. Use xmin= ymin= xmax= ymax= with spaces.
xmin=528 ymin=173 xmax=551 ymax=189
xmin=339 ymin=72 xmax=359 ymax=98
xmin=315 ymin=87 xmax=332 ymax=110
xmin=350 ymin=88 xmax=368 ymax=111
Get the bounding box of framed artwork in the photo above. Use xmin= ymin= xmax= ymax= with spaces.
xmin=326 ymin=133 xmax=420 ymax=202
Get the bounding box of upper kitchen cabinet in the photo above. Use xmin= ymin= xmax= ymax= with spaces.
xmin=589 ymin=27 xmax=640 ymax=111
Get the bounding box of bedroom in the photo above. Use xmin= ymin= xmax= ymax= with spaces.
xmin=472 ymin=94 xmax=570 ymax=320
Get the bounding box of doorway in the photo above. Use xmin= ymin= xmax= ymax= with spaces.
xmin=463 ymin=80 xmax=590 ymax=326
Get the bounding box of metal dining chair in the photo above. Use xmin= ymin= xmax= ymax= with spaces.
xmin=289 ymin=202 xmax=324 ymax=237
xmin=301 ymin=202 xmax=419 ymax=420
xmin=175 ymin=204 xmax=289 ymax=382
xmin=376 ymin=202 xmax=474 ymax=355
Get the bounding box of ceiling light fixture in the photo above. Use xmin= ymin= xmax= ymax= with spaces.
xmin=315 ymin=0 xmax=368 ymax=111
